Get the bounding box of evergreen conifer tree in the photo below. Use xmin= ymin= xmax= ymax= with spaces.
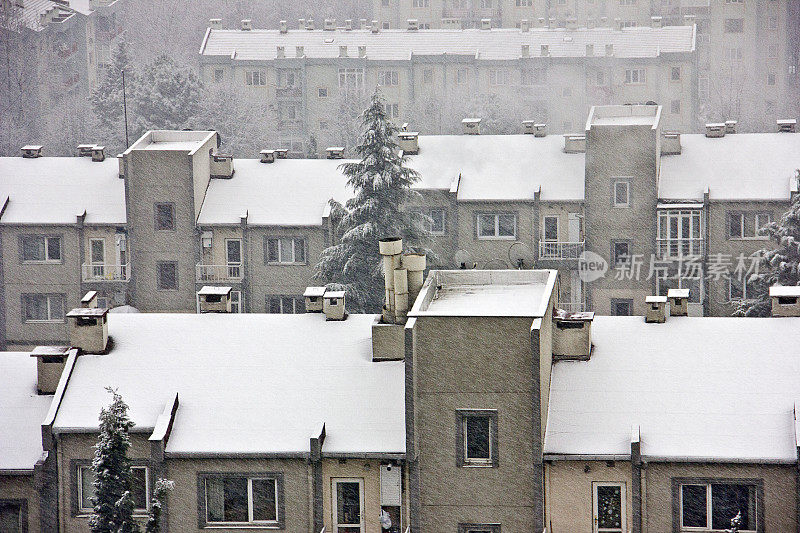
xmin=316 ymin=89 xmax=430 ymax=313
xmin=90 ymin=40 xmax=134 ymax=153
xmin=145 ymin=479 xmax=174 ymax=533
xmin=133 ymin=55 xmax=202 ymax=136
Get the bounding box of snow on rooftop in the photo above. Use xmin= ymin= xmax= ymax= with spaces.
xmin=201 ymin=26 xmax=695 ymax=61
xmin=0 ymin=157 xmax=125 ymax=225
xmin=545 ymin=316 xmax=800 ymax=462
xmin=0 ymin=352 xmax=53 ymax=471
xmin=659 ymin=133 xmax=800 ymax=201
xmin=52 ymin=313 xmax=405 ymax=456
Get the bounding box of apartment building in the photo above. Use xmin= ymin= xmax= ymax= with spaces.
xmin=371 ymin=0 xmax=800 ymax=133
xmin=198 ymin=22 xmax=697 ymax=155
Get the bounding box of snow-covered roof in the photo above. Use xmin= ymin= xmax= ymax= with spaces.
xmin=407 ymin=135 xmax=585 ymax=201
xmin=769 ymin=286 xmax=800 ymax=298
xmin=201 ymin=25 xmax=695 ymax=61
xmin=0 ymin=352 xmax=53 ymax=472
xmin=659 ymin=133 xmax=800 ymax=202
xmin=52 ymin=313 xmax=405 ymax=456
xmin=0 ymin=157 xmax=125 ymax=225
xmin=545 ymin=316 xmax=800 ymax=462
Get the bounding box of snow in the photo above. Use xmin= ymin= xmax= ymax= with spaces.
xmin=769 ymin=286 xmax=800 ymax=297
xmin=0 ymin=157 xmax=125 ymax=225
xmin=52 ymin=313 xmax=405 ymax=456
xmin=659 ymin=133 xmax=800 ymax=201
xmin=544 ymin=316 xmax=800 ymax=462
xmin=198 ymin=286 xmax=232 ymax=296
xmin=0 ymin=352 xmax=53 ymax=471
xmin=202 ymin=26 xmax=695 ymax=62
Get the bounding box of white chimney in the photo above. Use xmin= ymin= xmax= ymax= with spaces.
xmin=520 ymin=19 xmax=530 ymax=32
xmin=360 ymin=18 xmax=368 ymax=30
xmin=209 ymin=18 xmax=222 ymax=29
xmin=521 ymin=44 xmax=530 ymax=57
xmin=522 ymin=120 xmax=535 ymax=134
xmin=30 ymin=346 xmax=71 ymax=395
xmin=91 ymin=146 xmax=105 ymax=162
xmin=778 ymin=119 xmax=797 ymax=133
xmin=344 ymin=19 xmax=352 ymax=30
xmin=587 ymin=17 xmax=596 ymax=29
xmin=339 ymin=45 xmax=348 ymax=57
xmin=536 ymin=17 xmax=545 ymax=28
xmin=481 ymin=18 xmax=491 ymax=30
xmin=323 ymin=291 xmax=346 ymax=320
xmin=533 ymin=123 xmax=547 ymax=137
xmin=645 ymin=296 xmax=667 ymax=323
xmin=614 ymin=17 xmax=622 ymax=30
xmin=566 ymin=16 xmax=577 ymax=30
xmin=241 ymin=19 xmax=252 ymax=31
xmin=67 ymin=306 xmax=109 ymax=354
xmin=277 ymin=46 xmax=285 ymax=58
xmin=397 ymin=131 xmax=419 ymax=154
xmin=541 ymin=44 xmax=549 ymax=56
xmin=298 ymin=18 xmax=306 ymax=30
xmin=705 ymin=123 xmax=726 ymax=138
xmin=21 ymin=145 xmax=43 ymax=158
xmin=393 ymin=268 xmax=409 ymax=323
xmin=661 ymin=132 xmax=681 ymax=154
xmin=407 ymin=19 xmax=419 ymax=31
xmin=553 ymin=310 xmax=595 ymax=359
xmin=296 ymin=45 xmax=305 ymax=57
xmin=725 ymin=120 xmax=737 ymax=134
xmin=197 ymin=286 xmax=233 ymax=313
xmin=462 ymin=118 xmax=481 ymax=134
xmin=82 ymin=290 xmax=98 ymax=308
xmin=651 ymin=16 xmax=663 ymax=28
xmin=379 ymin=238 xmax=403 ymax=324
xmin=605 ymin=43 xmax=614 ymax=56
xmin=403 ymin=253 xmax=426 ymax=305
xmin=117 ymin=153 xmax=124 ymax=178
xmin=563 ymin=134 xmax=586 ymax=153
xmin=358 ymin=45 xmax=367 ymax=57
xmin=77 ymin=144 xmax=95 ymax=157
xmin=770 ymin=286 xmax=800 ymax=316
xmin=210 ymin=152 xmax=234 ymax=178
xmin=324 ymin=18 xmax=336 ymax=31
xmin=305 ymin=18 xmax=315 ymax=30
xmin=684 ymin=14 xmax=696 ymax=26
xmin=304 ymin=287 xmax=326 ymax=312
xmin=585 ymin=44 xmax=593 ymax=56
xmin=279 ymin=20 xmax=287 ymax=33
xmin=667 ymin=288 xmax=689 ymax=316
xmin=275 ymin=148 xmax=289 ymax=159
xmin=326 ymin=147 xmax=345 ymax=159
xmin=371 ymin=19 xmax=379 ymax=33
xmin=260 ymin=149 xmax=276 ymax=163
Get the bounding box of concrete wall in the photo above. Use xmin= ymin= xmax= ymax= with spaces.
xmin=0 ymin=474 xmax=39 ymax=533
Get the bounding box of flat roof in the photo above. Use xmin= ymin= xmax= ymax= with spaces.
xmin=198 ymin=286 xmax=232 ymax=295
xmin=126 ymin=130 xmax=216 ymax=154
xmin=587 ymin=105 xmax=661 ymax=129
xmin=545 ymin=316 xmax=800 ymax=462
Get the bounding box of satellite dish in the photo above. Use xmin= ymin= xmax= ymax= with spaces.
xmin=508 ymin=241 xmax=534 ymax=270
xmin=454 ymin=249 xmax=475 ymax=269
xmin=481 ymin=258 xmax=510 ymax=270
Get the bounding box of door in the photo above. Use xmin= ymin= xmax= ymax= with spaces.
xmin=332 ymin=478 xmax=364 ymax=533
xmin=90 ymin=238 xmax=105 ymax=278
xmin=593 ymin=482 xmax=626 ymax=533
xmin=568 ymin=212 xmax=581 ymax=242
xmin=226 ymin=239 xmax=242 ymax=278
xmin=115 ymin=234 xmax=127 ymax=279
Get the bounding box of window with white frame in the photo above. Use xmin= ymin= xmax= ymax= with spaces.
xmin=267 ymin=295 xmax=305 ymax=314
xmin=624 ymin=68 xmax=646 ymax=84
xmin=456 ymin=68 xmax=468 ymax=84
xmin=425 ymin=208 xmax=446 ymax=235
xmin=586 ymin=69 xmax=605 ymax=87
xmin=619 ymin=0 xmax=636 ymax=4
xmin=670 ymin=99 xmax=681 ymax=114
xmin=265 ymin=237 xmax=306 ymax=264
xmin=726 ymin=47 xmax=744 ymax=61
xmin=423 ymin=69 xmax=433 ymax=84
xmin=619 ymin=20 xmax=637 ymax=28
xmin=611 ymin=240 xmax=631 ymax=267
xmin=680 ymin=482 xmax=756 ymax=531
xmin=522 ymin=67 xmax=547 ymax=86
xmin=728 ymin=212 xmax=772 ymax=239
xmin=724 ymin=18 xmax=744 ymax=33
xmin=515 ymin=0 xmax=531 ymax=5
xmin=412 ymin=0 xmax=429 ymax=6
xmin=377 ymin=70 xmax=399 ymax=86
xmin=671 ymin=66 xmax=681 ymax=82
xmin=542 ymin=215 xmax=559 ymax=242
xmin=384 ymin=103 xmax=400 ymax=118
xmin=203 ymin=475 xmax=281 ymax=526
xmin=21 ymin=235 xmax=62 ymax=262
xmin=230 ymin=291 xmax=242 ymax=313
xmin=245 ymin=70 xmax=266 ymax=86
xmin=78 ymin=465 xmax=149 ymax=514
xmin=612 ymin=180 xmax=630 ymax=208
xmin=22 ymin=294 xmax=65 ymax=322
xmin=480 ymin=0 xmax=492 ymax=7
xmin=488 ymin=69 xmax=510 ymax=86
xmin=338 ymin=68 xmax=364 ymax=95
xmin=276 ymin=69 xmax=298 ymax=88
xmin=457 ymin=410 xmax=497 ymax=467
xmin=728 ymin=275 xmax=758 ymax=302
xmin=658 ymin=209 xmax=702 ymax=257
xmin=477 ymin=213 xmax=516 ymax=239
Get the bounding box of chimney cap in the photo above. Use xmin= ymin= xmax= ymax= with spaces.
xmin=324 ymin=290 xmax=346 ymax=299
xmin=777 ymin=119 xmax=797 ymax=125
xmin=198 ymin=285 xmax=232 ymax=296
xmin=645 ymin=295 xmax=667 ymax=304
xmin=67 ymin=307 xmax=109 ymax=318
xmin=667 ymin=288 xmax=690 ymax=299
xmin=462 ymin=118 xmax=481 ymax=124
xmin=769 ymin=286 xmax=800 ymax=298
xmin=22 ymin=144 xmax=43 ymax=151
xmin=81 ymin=290 xmax=98 ymax=305
xmin=398 ymin=131 xmax=419 ymax=139
xmin=30 ymin=345 xmax=71 ymax=358
xmin=304 ymin=286 xmax=327 ymax=297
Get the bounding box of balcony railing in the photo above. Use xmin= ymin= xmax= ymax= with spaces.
xmin=539 ymin=241 xmax=585 ymax=260
xmin=657 ymin=238 xmax=704 ymax=259
xmin=82 ymin=263 xmax=130 ymax=282
xmin=196 ymin=263 xmax=243 ymax=283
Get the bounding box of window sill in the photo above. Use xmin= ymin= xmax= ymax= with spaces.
xmin=24 ymin=320 xmax=64 ymax=324
xmin=266 ymin=262 xmax=308 ymax=266
xmin=204 ymin=524 xmax=281 ymax=529
xmin=612 ymin=205 xmax=630 ymax=209
xmin=728 ymin=237 xmax=769 ymax=241
xmin=461 ymin=462 xmax=494 ymax=468
xmin=477 ymin=236 xmax=516 ymax=241
xmin=22 ymin=260 xmax=62 ymax=264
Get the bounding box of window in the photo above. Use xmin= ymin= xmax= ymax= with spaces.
xmin=22 ymin=294 xmax=65 ymax=322
xmin=338 ymin=68 xmax=364 ymax=95
xmin=728 ymin=212 xmax=771 ymax=239
xmin=488 ymin=69 xmax=509 ymax=86
xmin=611 ymin=299 xmax=632 ymax=316
xmin=412 ymin=0 xmax=429 ymax=6
xmin=613 ymin=180 xmax=630 ymax=208
xmin=561 ymin=86 xmax=572 ymax=97
xmin=21 ymin=235 xmax=62 ymax=262
xmin=78 ymin=465 xmax=149 ymax=514
xmin=611 ymin=240 xmax=631 ymax=267
xmin=726 ymin=47 xmax=744 ymax=61
xmin=265 ymin=237 xmax=306 ymax=264
xmin=230 ymin=291 xmax=242 ymax=313
xmin=0 ymin=500 xmax=25 ymax=533
xmin=516 ymin=0 xmax=531 ymax=5
xmin=729 ymin=276 xmax=758 ymax=301
xmin=382 ymin=21 xmax=390 ymax=29
xmin=319 ymin=121 xmax=329 ymax=130
xmin=679 ymin=482 xmax=757 ymax=531
xmin=459 ymin=525 xmax=501 ymax=533
xmin=377 ymin=70 xmax=399 ymax=86
xmin=768 ymin=73 xmax=776 ymax=86
xmin=384 ymin=103 xmax=400 ymax=119
xmin=658 ymin=209 xmax=702 ymax=257
xmin=671 ymin=66 xmax=681 ymax=82
xmin=456 ymin=410 xmax=497 ymax=467
xmin=201 ymin=474 xmax=282 ymax=527
xmin=214 ymin=69 xmax=224 ymax=83
xmin=425 ymin=208 xmax=446 ymax=235
xmin=586 ymin=69 xmax=605 ymax=87
xmin=624 ymin=68 xmax=646 ymax=84
xmin=670 ymin=99 xmax=681 ymax=114
xmin=477 ymin=213 xmax=516 ymax=239
xmin=278 ymin=104 xmax=297 ymax=121
xmin=522 ymin=68 xmax=547 ymax=86
xmin=157 ymin=261 xmax=178 ymax=291
xmin=542 ymin=215 xmax=559 ymax=242
xmin=724 ymin=18 xmax=744 ymax=33
xmin=226 ymin=239 xmax=242 ymax=278
xmin=245 ymin=70 xmax=266 ymax=86
xmin=619 ymin=0 xmax=636 ymax=4
xmin=480 ymin=0 xmax=492 ymax=7
xmin=456 ymin=68 xmax=467 ymax=84
xmin=267 ymin=296 xmax=305 ymax=314
xmin=593 ymin=482 xmax=626 ymax=532
xmin=619 ymin=20 xmax=637 ymax=28
xmin=423 ymin=69 xmax=433 ymax=84
xmin=699 ymin=75 xmax=709 ymax=100
xmin=154 ymin=203 xmax=175 ymax=231
xmin=318 ymin=87 xmax=328 ymax=98
xmin=276 ymin=69 xmax=297 ymax=88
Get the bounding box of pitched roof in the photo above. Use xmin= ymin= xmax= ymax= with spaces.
xmin=201 ymin=25 xmax=695 ymax=62
xmin=52 ymin=313 xmax=405 ymax=456
xmin=0 ymin=353 xmax=53 ymax=471
xmin=545 ymin=316 xmax=800 ymax=462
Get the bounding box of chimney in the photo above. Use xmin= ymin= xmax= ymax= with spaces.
xmin=777 ymin=119 xmax=797 ymax=133
xmin=30 ymin=346 xmax=71 ymax=395
xmin=210 ymin=152 xmax=235 ymax=178
xmin=393 ymin=268 xmax=409 ymax=323
xmin=360 ymin=18 xmax=368 ymax=30
xmin=407 ymin=19 xmax=419 ymax=31
xmin=326 ymin=147 xmax=345 ymax=159
xmin=651 ymin=15 xmax=662 ymax=28
xmin=371 ymin=20 xmax=379 ymax=33
xmin=209 ymin=18 xmax=222 ymax=29
xmin=614 ymin=17 xmax=622 ymax=31
xmin=587 ymin=17 xmax=595 ymax=29
xmin=345 ymin=19 xmax=352 ymax=30
xmin=605 ymin=43 xmax=614 ymax=56
xmin=117 ymin=153 xmax=124 ymax=178
xmin=298 ymin=18 xmax=305 ymax=30
xmin=379 ymin=237 xmax=403 ymax=324
xmin=563 ymin=134 xmax=586 ymax=153
xmin=279 ymin=20 xmax=287 ymax=33
xmin=521 ymin=44 xmax=530 ymax=57
xmin=296 ymin=45 xmax=305 ymax=57
xmin=661 ymin=132 xmax=681 ymax=154
xmin=585 ymin=43 xmax=593 ymax=57
xmin=462 ymin=118 xmax=481 ymax=135
xmin=548 ymin=17 xmax=555 ymax=28
xmin=91 ymin=146 xmax=105 ymax=162
xmin=77 ymin=144 xmax=95 ymax=157
xmin=324 ymin=18 xmax=336 ymax=31
xmin=770 ymin=286 xmax=800 ymax=316
xmin=358 ymin=45 xmax=366 ymax=57
xmin=533 ymin=123 xmax=547 ymax=137
xmin=21 ymin=145 xmax=43 ymax=158
xmin=303 ymin=287 xmax=326 ymax=312
xmin=260 ymin=149 xmax=276 ymax=163
xmin=275 ymin=148 xmax=289 ymax=159
xmin=667 ymin=288 xmax=689 ymax=316
xmin=397 ymin=131 xmax=419 ymax=154
xmin=600 ymin=16 xmax=608 ymax=27
xmin=305 ymin=18 xmax=315 ymax=30
xmin=566 ymin=16 xmax=577 ymax=30
xmin=197 ymin=286 xmax=233 ymax=313
xmin=277 ymin=46 xmax=285 ymax=58
xmin=552 ymin=309 xmax=595 ymax=359
xmin=323 ymin=291 xmax=347 ymax=320
xmin=241 ymin=19 xmax=252 ymax=31
xmin=684 ymin=14 xmax=696 ymax=26
xmin=481 ymin=18 xmax=491 ymax=30
xmin=645 ymin=296 xmax=667 ymax=323
xmin=725 ymin=120 xmax=737 ymax=134
xmin=522 ymin=120 xmax=535 ymax=134
xmin=339 ymin=45 xmax=348 ymax=57
xmin=403 ymin=253 xmax=426 ymax=305
xmin=520 ymin=19 xmax=529 ymax=32
xmin=67 ymin=294 xmax=109 ymax=354
xmin=541 ymin=44 xmax=549 ymax=56
xmin=82 ymin=291 xmax=98 ymax=308
xmin=705 ymin=123 xmax=726 ymax=138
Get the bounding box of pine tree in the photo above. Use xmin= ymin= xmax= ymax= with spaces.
xmin=145 ymin=479 xmax=174 ymax=533
xmin=316 ymin=89 xmax=430 ymax=313
xmin=89 ymin=388 xmax=140 ymax=533
xmin=91 ymin=40 xmax=134 ymax=132
xmin=735 ymin=170 xmax=800 ymax=317
xmin=133 ymin=55 xmax=202 ymax=137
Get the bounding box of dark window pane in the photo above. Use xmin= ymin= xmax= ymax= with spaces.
xmin=281 ymin=297 xmax=295 ymax=314
xmin=336 ymin=482 xmax=361 ymax=525
xmin=226 ymin=240 xmax=241 ymax=263
xmin=47 ymin=237 xmax=61 ymax=260
xmin=465 ymin=416 xmax=490 ymax=460
xmin=268 ymin=297 xmax=281 ymax=313
xmin=158 ymin=262 xmax=177 ymax=290
xmin=252 ymin=479 xmax=277 ymax=521
xmin=294 ymin=239 xmax=305 ymax=263
xmin=22 ymin=236 xmax=45 ymax=261
xmin=729 ymin=214 xmax=742 ymax=238
xmin=498 ymin=215 xmax=515 ymax=237
xmin=223 ymin=478 xmax=248 ymax=522
xmin=711 ymin=484 xmax=756 ymax=531
xmin=267 ymin=239 xmax=279 ymax=262
xmin=155 ymin=204 xmax=175 ymax=230
xmin=0 ymin=502 xmax=22 ymax=533
xmin=131 ymin=467 xmax=147 ymax=510
xmin=80 ymin=466 xmax=96 ymax=510
xmin=682 ymin=484 xmax=707 ymax=528
xmin=50 ymin=295 xmax=65 ymax=321
xmin=597 ymin=485 xmax=622 ymax=529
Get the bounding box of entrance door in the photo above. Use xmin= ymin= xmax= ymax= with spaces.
xmin=568 ymin=212 xmax=581 ymax=242
xmin=90 ymin=238 xmax=105 ymax=278
xmin=592 ymin=482 xmax=626 ymax=533
xmin=332 ymin=478 xmax=364 ymax=533
xmin=226 ymin=239 xmax=242 ymax=278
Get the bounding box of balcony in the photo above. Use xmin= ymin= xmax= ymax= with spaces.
xmin=539 ymin=241 xmax=585 ymax=260
xmin=82 ymin=263 xmax=130 ymax=282
xmin=196 ymin=264 xmax=243 ymax=283
xmin=657 ymin=239 xmax=704 ymax=259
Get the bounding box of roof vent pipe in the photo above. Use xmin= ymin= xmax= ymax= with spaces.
xmin=778 ymin=119 xmax=797 ymax=133
xmin=279 ymin=20 xmax=287 ymax=33
xmin=241 ymin=19 xmax=252 ymax=31
xmin=403 ymin=253 xmax=426 ymax=306
xmin=379 ymin=238 xmax=403 ymax=324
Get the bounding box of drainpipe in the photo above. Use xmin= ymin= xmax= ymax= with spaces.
xmin=631 ymin=426 xmax=642 ymax=533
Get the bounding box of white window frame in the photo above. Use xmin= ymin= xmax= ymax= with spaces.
xmin=225 ymin=238 xmax=242 ymax=278
xmin=463 ymin=413 xmax=493 ymax=466
xmin=657 ymin=209 xmax=703 ymax=258
xmin=624 ymin=68 xmax=646 ymax=84
xmin=245 ymin=70 xmax=266 ymax=86
xmin=22 ymin=294 xmax=65 ymax=323
xmin=679 ymin=483 xmax=757 ymax=532
xmin=377 ymin=70 xmax=399 ymax=86
xmin=230 ymin=290 xmax=243 ymax=313
xmin=338 ymin=68 xmax=364 ymax=96
xmin=426 ymin=208 xmax=446 ymax=235
xmin=267 ymin=295 xmax=304 ymax=314
xmin=332 ymin=478 xmax=365 ymax=533
xmin=204 ymin=476 xmax=279 ymax=526
xmin=613 ymin=180 xmax=630 ymax=208
xmin=488 ymin=69 xmax=509 ymax=86
xmin=78 ymin=465 xmax=150 ymax=515
xmin=592 ymin=481 xmax=626 ymax=533
xmin=412 ymin=0 xmax=429 ymax=6
xmin=266 ymin=237 xmax=306 ymax=265
xmin=477 ymin=213 xmax=517 ymax=240
xmin=22 ymin=235 xmax=62 ymax=263
xmin=542 ymin=215 xmax=559 ymax=242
